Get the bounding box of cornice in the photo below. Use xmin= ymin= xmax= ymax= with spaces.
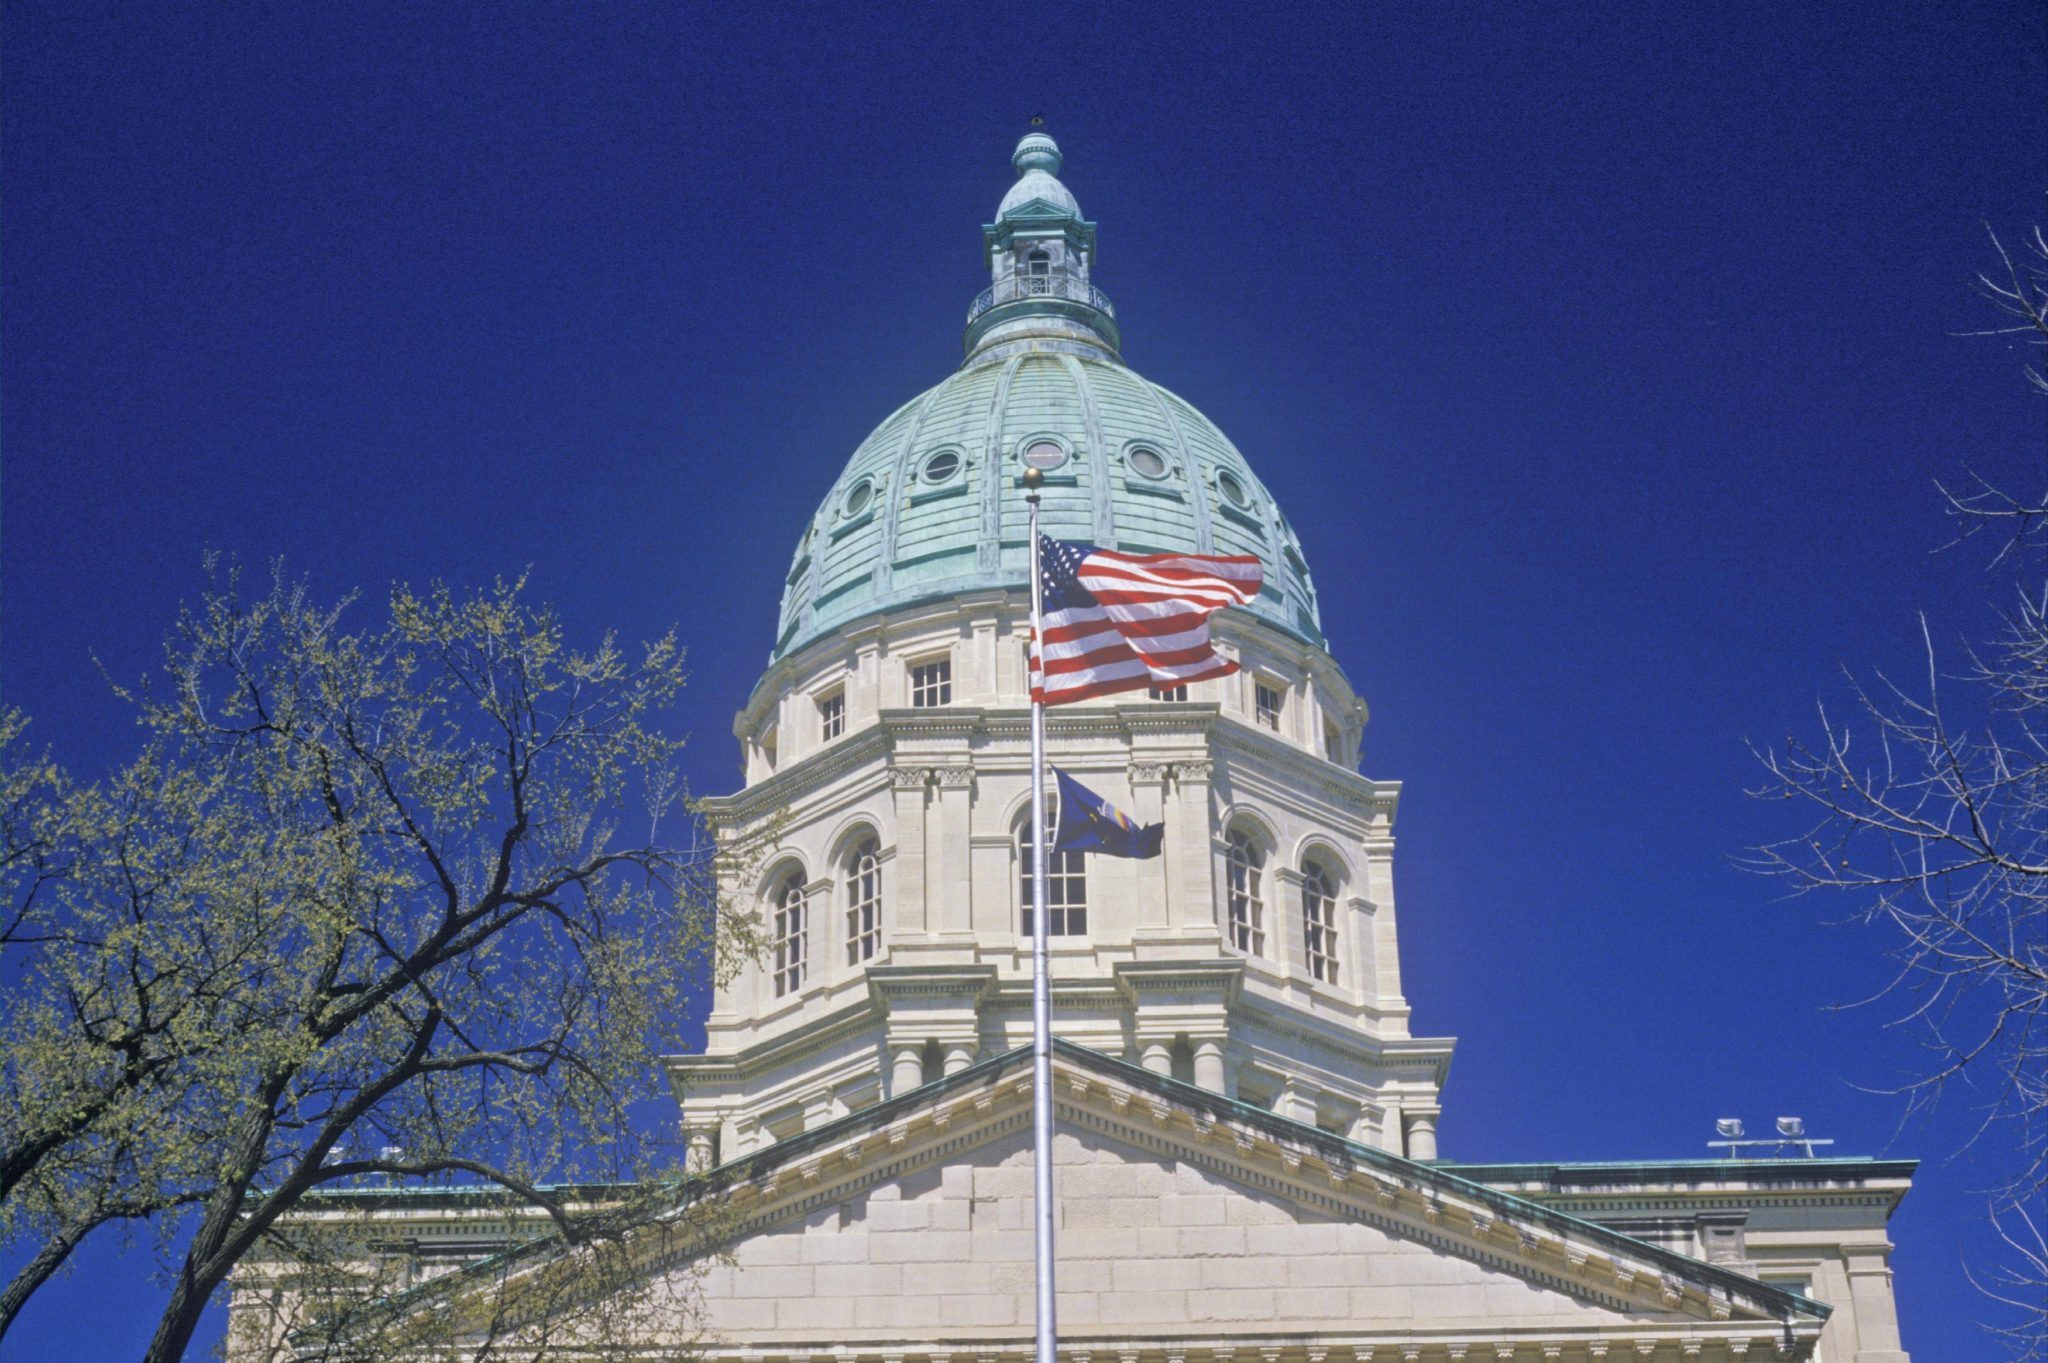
xmin=1228 ymin=990 xmax=1455 ymax=1084
xmin=1213 ymin=722 xmax=1400 ymax=822
xmin=667 ymin=993 xmax=884 ymax=1086
xmin=701 ymin=726 xmax=895 ymax=830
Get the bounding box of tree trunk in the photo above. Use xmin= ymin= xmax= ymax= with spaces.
xmin=0 ymin=1217 xmax=96 ymax=1342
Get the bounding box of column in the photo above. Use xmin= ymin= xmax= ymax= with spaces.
xmin=890 ymin=1045 xmax=925 ymax=1097
xmin=1404 ymin=1110 xmax=1440 ymax=1161
xmin=942 ymin=1043 xmax=977 ymax=1077
xmin=1139 ymin=1041 xmax=1173 ymax=1077
xmin=1192 ymin=1039 xmax=1227 ymax=1093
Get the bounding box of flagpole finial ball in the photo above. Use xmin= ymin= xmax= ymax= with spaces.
xmin=1021 ymin=467 xmax=1044 ymax=491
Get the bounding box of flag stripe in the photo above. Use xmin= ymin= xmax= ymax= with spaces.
xmin=1031 ymin=534 xmax=1263 ymax=707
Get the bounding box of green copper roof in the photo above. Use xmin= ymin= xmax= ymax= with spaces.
xmin=770 ymin=139 xmax=1323 ymax=663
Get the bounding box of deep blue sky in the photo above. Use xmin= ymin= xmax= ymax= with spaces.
xmin=5 ymin=2 xmax=2045 ymax=1357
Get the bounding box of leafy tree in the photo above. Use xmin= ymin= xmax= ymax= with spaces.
xmin=0 ymin=566 xmax=756 ymax=1362
xmin=1751 ymin=225 xmax=2048 ymax=1357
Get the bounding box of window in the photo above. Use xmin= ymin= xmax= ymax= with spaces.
xmin=1020 ymin=797 xmax=1086 ymax=937
xmin=1216 ymin=470 xmax=1250 ymax=508
xmin=1128 ymin=446 xmax=1168 ymax=479
xmin=1149 ymin=683 xmax=1188 ymax=701
xmin=1323 ymin=720 xmax=1343 ymax=763
xmin=1302 ymin=862 xmax=1339 ymax=984
xmin=1255 ymin=682 xmax=1283 ymax=730
xmin=1226 ymin=830 xmax=1266 ymax=956
xmin=843 ymin=478 xmax=874 ymax=518
xmin=922 ymin=449 xmax=961 ymax=484
xmin=771 ymin=875 xmax=807 ymax=998
xmin=1021 ymin=438 xmax=1067 ymax=471
xmin=910 ymin=658 xmax=951 ymax=707
xmin=818 ymin=689 xmax=845 ymax=742
xmin=1026 ymin=249 xmax=1050 ymax=276
xmin=845 ymin=838 xmax=881 ymax=965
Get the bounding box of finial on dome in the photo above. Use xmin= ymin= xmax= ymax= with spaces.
xmin=1013 ymin=132 xmax=1062 ymax=177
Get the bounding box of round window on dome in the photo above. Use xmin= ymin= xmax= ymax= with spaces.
xmin=1127 ymin=446 xmax=1169 ymax=480
xmin=1216 ymin=471 xmax=1250 ymax=508
xmin=922 ymin=450 xmax=962 ymax=484
xmin=1021 ymin=439 xmax=1068 ymax=472
xmin=843 ymin=479 xmax=875 ymax=518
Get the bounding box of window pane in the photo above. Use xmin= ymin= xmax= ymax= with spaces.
xmin=845 ymin=840 xmax=881 ymax=965
xmin=911 ymin=659 xmax=952 ymax=708
xmin=1020 ymin=795 xmax=1086 ymax=936
xmin=1302 ymin=864 xmax=1338 ymax=984
xmin=1226 ymin=831 xmax=1265 ymax=956
xmin=772 ymin=878 xmax=808 ymax=997
xmin=1255 ymin=684 xmax=1283 ymax=730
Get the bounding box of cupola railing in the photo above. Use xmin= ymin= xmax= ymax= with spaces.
xmin=969 ymin=277 xmax=1116 ymax=323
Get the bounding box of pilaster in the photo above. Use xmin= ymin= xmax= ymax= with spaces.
xmin=1844 ymin=1246 xmax=1910 ymax=1363
xmin=887 ymin=766 xmax=929 ymax=938
xmin=1127 ymin=761 xmax=1171 ymax=934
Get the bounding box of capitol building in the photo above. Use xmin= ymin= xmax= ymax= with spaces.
xmin=232 ymin=135 xmax=1916 ymax=1363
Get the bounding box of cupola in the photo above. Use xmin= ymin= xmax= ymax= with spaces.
xmin=965 ymin=133 xmax=1120 ymax=362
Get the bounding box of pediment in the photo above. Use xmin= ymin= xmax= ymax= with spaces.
xmin=329 ymin=1044 xmax=1825 ymax=1360
xmin=996 ymin=198 xmax=1084 ymax=224
xmin=673 ymin=1044 xmax=1823 ymax=1356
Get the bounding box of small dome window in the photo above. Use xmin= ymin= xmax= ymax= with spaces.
xmin=1216 ymin=470 xmax=1250 ymax=508
xmin=1021 ymin=439 xmax=1068 ymax=472
xmin=922 ymin=449 xmax=962 ymax=484
xmin=1026 ymin=249 xmax=1051 ymax=277
xmin=1127 ymin=446 xmax=1168 ymax=480
xmin=843 ymin=478 xmax=875 ymax=518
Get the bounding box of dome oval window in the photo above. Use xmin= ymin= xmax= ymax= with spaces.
xmin=922 ymin=450 xmax=962 ymax=484
xmin=1216 ymin=470 xmax=1251 ymax=508
xmin=1021 ymin=439 xmax=1068 ymax=472
xmin=843 ymin=478 xmax=875 ymax=518
xmin=1128 ymin=446 xmax=1169 ymax=480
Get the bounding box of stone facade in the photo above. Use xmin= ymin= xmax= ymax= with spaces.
xmin=675 ymin=596 xmax=1450 ymax=1171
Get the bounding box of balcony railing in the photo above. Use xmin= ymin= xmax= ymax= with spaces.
xmin=968 ymin=276 xmax=1116 ymax=323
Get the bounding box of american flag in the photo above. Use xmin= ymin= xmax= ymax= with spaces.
xmin=1029 ymin=535 xmax=1263 ymax=705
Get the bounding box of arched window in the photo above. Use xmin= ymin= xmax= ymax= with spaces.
xmin=770 ymin=874 xmax=807 ymax=997
xmin=1026 ymin=248 xmax=1051 ymax=277
xmin=845 ymin=837 xmax=882 ymax=965
xmin=1019 ymin=796 xmax=1086 ymax=937
xmin=1301 ymin=860 xmax=1339 ymax=984
xmin=1226 ymin=829 xmax=1266 ymax=956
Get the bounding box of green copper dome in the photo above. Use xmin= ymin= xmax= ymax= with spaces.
xmin=770 ymin=139 xmax=1322 ymax=663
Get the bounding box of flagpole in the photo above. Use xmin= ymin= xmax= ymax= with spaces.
xmin=1023 ymin=468 xmax=1058 ymax=1363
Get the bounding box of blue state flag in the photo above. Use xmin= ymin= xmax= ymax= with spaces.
xmin=1050 ymin=768 xmax=1164 ymax=859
